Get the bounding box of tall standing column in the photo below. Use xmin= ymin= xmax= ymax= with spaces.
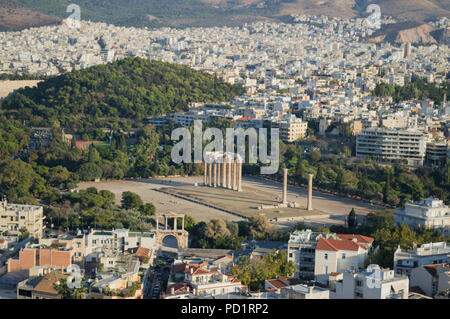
xmin=222 ymin=156 xmax=226 ymax=189
xmin=227 ymin=159 xmax=232 ymax=189
xmin=204 ymin=162 xmax=207 ymax=186
xmin=282 ymin=168 xmax=288 ymax=204
xmin=237 ymin=161 xmax=242 ymax=192
xmin=218 ymin=160 xmax=222 ymax=187
xmin=208 ymin=163 xmax=212 ymax=186
xmin=233 ymin=160 xmax=238 ymax=190
xmin=214 ymin=162 xmax=218 ymax=187
xmin=307 ymin=174 xmax=313 ymax=211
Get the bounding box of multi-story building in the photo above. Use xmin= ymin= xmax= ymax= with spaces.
xmin=394 ymin=198 xmax=450 ymax=237
xmin=394 ymin=242 xmax=450 ymax=276
xmin=356 ymin=128 xmax=426 ymax=167
xmin=279 ymin=284 xmax=330 ymax=299
xmin=314 ymin=237 xmax=372 ymax=285
xmin=426 ymin=141 xmax=449 ymax=166
xmin=0 ymin=198 xmax=44 ymax=238
xmin=288 ymin=230 xmax=373 ymax=280
xmin=39 ymin=231 xmax=86 ymax=265
xmin=272 ymin=115 xmax=308 ymax=143
xmin=166 ymin=262 xmax=245 ymax=298
xmin=84 ymin=229 xmax=156 ymax=262
xmin=410 ymin=263 xmax=450 ymax=297
xmin=332 ymin=265 xmax=409 ymax=299
xmin=287 ymin=229 xmax=331 ymax=279
xmin=7 ymin=248 xmax=72 ymax=273
xmin=90 ymin=257 xmax=143 ymax=299
xmin=17 ymin=271 xmax=68 ymax=299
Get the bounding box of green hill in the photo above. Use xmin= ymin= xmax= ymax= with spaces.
xmin=0 ymin=57 xmax=244 ymax=128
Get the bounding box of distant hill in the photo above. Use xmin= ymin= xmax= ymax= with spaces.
xmin=280 ymin=0 xmax=450 ymax=22
xmin=0 ymin=0 xmax=60 ymax=31
xmin=368 ymin=21 xmax=440 ymax=44
xmin=0 ymin=58 xmax=245 ymax=128
xmin=2 ymin=0 xmax=449 ymax=32
xmin=13 ymin=0 xmax=286 ymax=28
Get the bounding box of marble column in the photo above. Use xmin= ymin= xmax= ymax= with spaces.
xmin=283 ymin=168 xmax=288 ymax=204
xmin=208 ymin=163 xmax=212 ymax=186
xmin=204 ymin=162 xmax=207 ymax=185
xmin=237 ymin=161 xmax=242 ymax=192
xmin=214 ymin=162 xmax=218 ymax=187
xmin=307 ymin=174 xmax=313 ymax=211
xmin=233 ymin=160 xmax=238 ymax=190
xmin=222 ymin=156 xmax=226 ymax=188
xmin=227 ymin=159 xmax=232 ymax=189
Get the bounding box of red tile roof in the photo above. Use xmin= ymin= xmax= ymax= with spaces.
xmin=423 ymin=263 xmax=450 ymax=277
xmin=135 ymin=247 xmax=151 ymax=259
xmin=316 ymin=238 xmax=367 ymax=251
xmin=266 ymin=279 xmax=288 ymax=289
xmin=336 ymin=234 xmax=374 ymax=244
xmin=166 ymin=283 xmax=191 ymax=295
xmin=191 ymin=268 xmax=212 ymax=276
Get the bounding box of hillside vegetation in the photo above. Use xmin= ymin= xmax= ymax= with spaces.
xmin=0 ymin=57 xmax=244 ymax=128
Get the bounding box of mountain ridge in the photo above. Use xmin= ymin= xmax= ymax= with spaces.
xmin=0 ymin=0 xmax=446 ymax=31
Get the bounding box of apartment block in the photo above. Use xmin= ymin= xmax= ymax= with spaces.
xmin=288 ymin=230 xmax=373 ymax=280
xmin=394 ymin=242 xmax=450 ymax=276
xmin=7 ymin=248 xmax=72 ymax=272
xmin=314 ymin=237 xmax=372 ymax=285
xmin=272 ymin=115 xmax=308 ymax=143
xmin=394 ymin=198 xmax=450 ymax=237
xmin=332 ymin=265 xmax=409 ymax=299
xmin=0 ymin=199 xmax=44 ymax=238
xmin=356 ymin=128 xmax=426 ymax=167
xmin=410 ymin=263 xmax=450 ymax=297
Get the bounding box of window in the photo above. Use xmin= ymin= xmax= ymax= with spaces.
xmin=342 ymin=253 xmax=346 ymax=260
xmin=324 ymin=253 xmax=328 ymax=260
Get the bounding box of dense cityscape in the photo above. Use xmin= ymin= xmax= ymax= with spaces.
xmin=0 ymin=2 xmax=449 ymax=305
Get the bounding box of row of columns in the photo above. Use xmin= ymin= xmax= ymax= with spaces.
xmin=203 ymin=155 xmax=242 ymax=191
xmin=156 ymin=213 xmax=185 ymax=231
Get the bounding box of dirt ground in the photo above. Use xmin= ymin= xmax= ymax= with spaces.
xmin=78 ymin=176 xmax=384 ymax=226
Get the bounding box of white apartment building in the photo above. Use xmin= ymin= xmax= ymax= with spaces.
xmin=332 ymin=265 xmax=409 ymax=299
xmin=394 ymin=242 xmax=450 ymax=276
xmin=172 ymin=112 xmax=210 ymax=126
xmin=279 ymin=284 xmax=330 ymax=299
xmin=314 ymin=237 xmax=371 ymax=285
xmin=356 ymin=128 xmax=426 ymax=167
xmin=0 ymin=199 xmax=44 ymax=238
xmin=394 ymin=198 xmax=450 ymax=237
xmin=85 ymin=229 xmax=156 ymax=262
xmin=410 ymin=263 xmax=450 ymax=297
xmin=288 ymin=229 xmax=323 ymax=279
xmin=272 ymin=114 xmax=308 ymax=143
xmin=288 ymin=230 xmax=373 ymax=280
